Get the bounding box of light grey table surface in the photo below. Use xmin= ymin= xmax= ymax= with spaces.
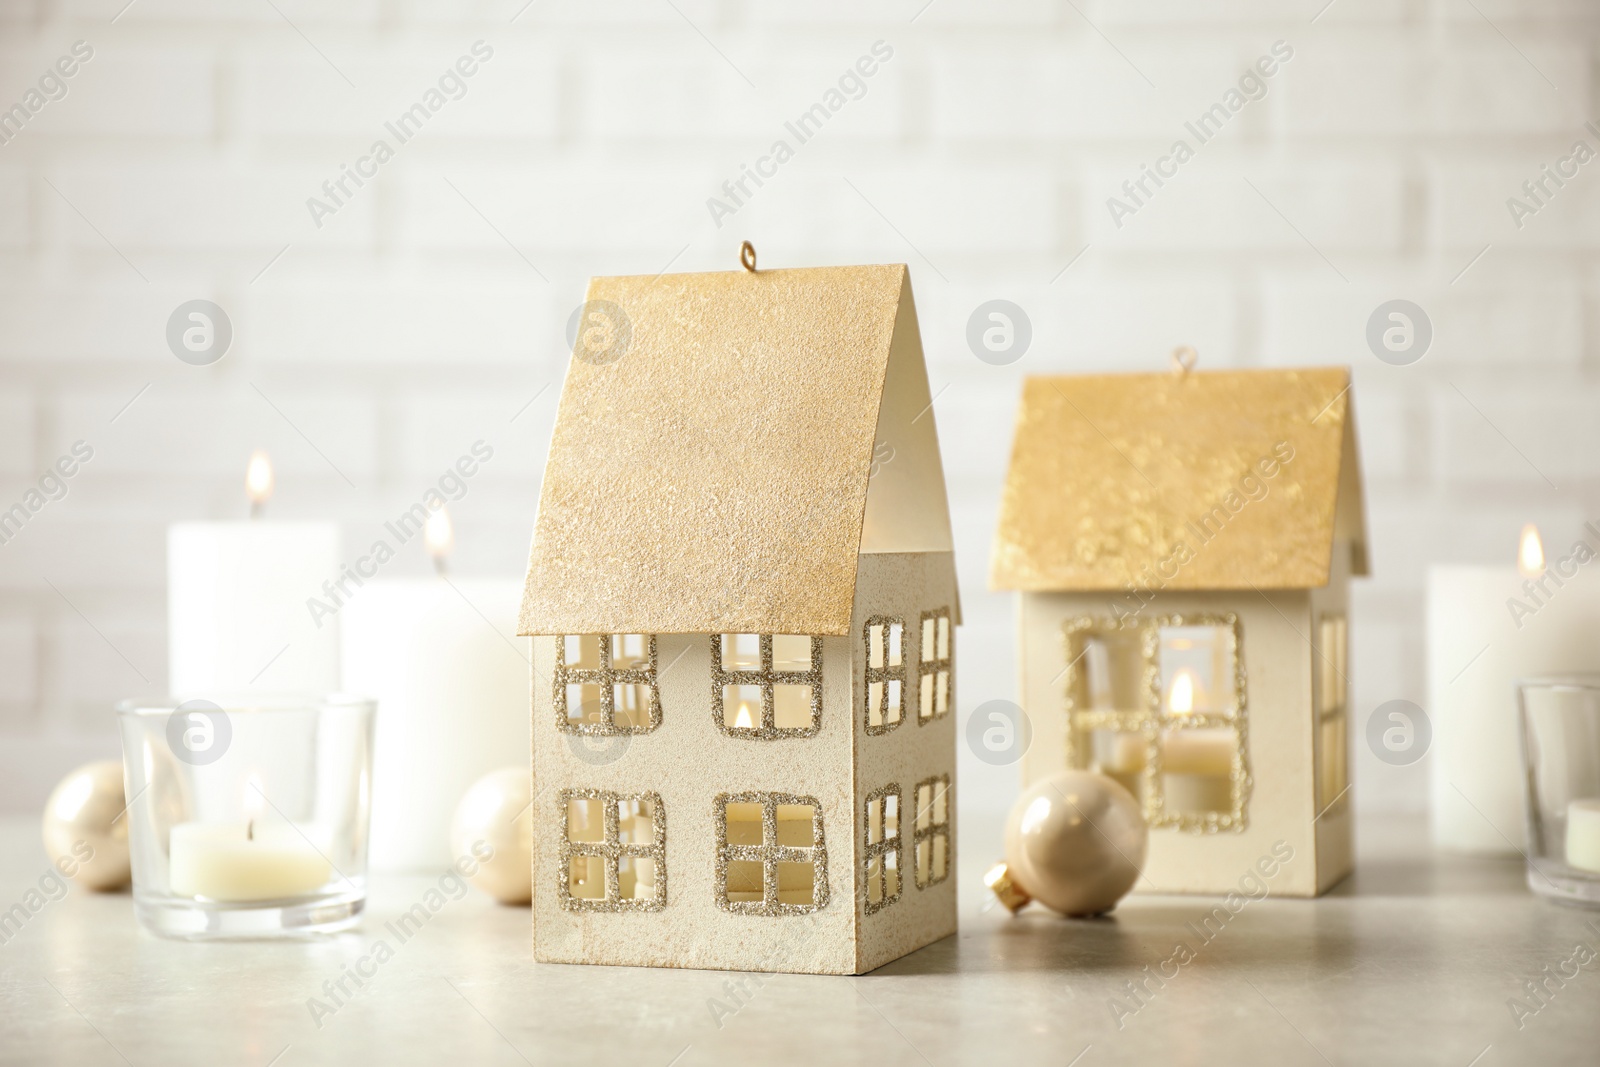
xmin=1 ymin=810 xmax=1597 ymax=1067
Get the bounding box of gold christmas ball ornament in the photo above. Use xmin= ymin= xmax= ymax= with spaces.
xmin=993 ymin=770 xmax=1147 ymax=917
xmin=41 ymin=760 xmax=131 ymax=892
xmin=450 ymin=767 xmax=533 ymax=905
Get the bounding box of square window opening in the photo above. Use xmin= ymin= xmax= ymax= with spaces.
xmin=618 ymin=855 xmax=655 ymax=898
xmin=725 ymin=802 xmax=764 ymax=845
xmin=721 ymin=633 xmax=762 ymax=671
xmin=565 ymin=682 xmax=601 ymax=726
xmin=616 ymin=797 xmax=655 ymax=843
xmin=1158 ymin=624 xmax=1234 ymax=717
xmin=772 ymin=634 xmax=813 ymax=671
xmin=723 ymin=684 xmax=763 ymax=731
xmin=775 ymin=804 xmax=815 ymax=847
xmin=776 ymin=861 xmax=814 ymax=906
xmin=563 ymin=634 xmax=601 ymax=669
xmin=773 ymin=685 xmax=812 ymax=730
xmin=567 ymin=797 xmax=605 ymax=843
xmin=613 ymin=683 xmax=651 ymax=729
xmin=568 ymin=856 xmax=605 ymax=899
xmin=609 ymin=633 xmax=648 ymax=668
xmin=726 ymin=859 xmax=764 ymax=901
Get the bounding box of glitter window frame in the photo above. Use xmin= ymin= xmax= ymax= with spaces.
xmin=912 ymin=774 xmax=952 ymax=889
xmin=862 ymin=783 xmax=902 ymax=914
xmin=554 ymin=634 xmax=661 ymax=736
xmin=918 ymin=607 xmax=953 ymax=725
xmin=713 ymin=792 xmax=829 ymax=916
xmin=557 ymin=788 xmax=667 ymax=913
xmin=1062 ymin=612 xmax=1252 ymax=833
xmin=710 ymin=635 xmax=824 ymax=739
xmin=863 ymin=616 xmax=906 ymax=735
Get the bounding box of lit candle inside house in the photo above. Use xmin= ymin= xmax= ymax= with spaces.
xmin=342 ymin=503 xmax=530 ymax=872
xmin=168 ymin=452 xmax=341 ymax=696
xmin=167 ymin=776 xmax=333 ymax=902
xmin=1162 ymin=668 xmax=1235 ymax=813
xmin=1430 ymin=524 xmax=1600 ymax=853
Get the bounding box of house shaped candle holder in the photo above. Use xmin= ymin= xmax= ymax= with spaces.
xmin=992 ymin=365 xmax=1366 ymax=897
xmin=519 ymin=262 xmax=959 ymax=973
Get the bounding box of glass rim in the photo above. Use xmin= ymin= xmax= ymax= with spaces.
xmin=1514 ymin=673 xmax=1600 ymax=694
xmin=116 ymin=693 xmax=376 ymax=717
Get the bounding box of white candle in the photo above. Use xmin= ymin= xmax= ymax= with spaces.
xmin=168 ymin=822 xmax=332 ymax=901
xmin=168 ymin=453 xmax=340 ymax=696
xmin=1429 ymin=525 xmax=1600 ymax=853
xmin=1567 ymin=799 xmax=1600 ymax=873
xmin=1160 ymin=668 xmax=1234 ymax=812
xmin=1163 ymin=730 xmax=1235 ymax=776
xmin=342 ymin=530 xmax=529 ymax=871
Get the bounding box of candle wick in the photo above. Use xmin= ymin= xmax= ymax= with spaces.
xmin=432 ymin=555 xmax=447 ymax=577
xmin=247 ymin=819 xmax=254 ymax=841
xmin=250 ymin=501 xmax=263 ymax=521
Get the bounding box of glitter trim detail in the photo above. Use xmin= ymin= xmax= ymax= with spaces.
xmin=862 ymin=783 xmax=902 ymax=914
xmin=711 ymin=635 xmax=823 ymax=739
xmin=713 ymin=792 xmax=828 ymax=915
xmin=912 ymin=774 xmax=952 ymax=888
xmin=863 ymin=616 xmax=906 ymax=735
xmin=557 ymin=788 xmax=667 ymax=912
xmin=917 ymin=607 xmax=953 ymax=725
xmin=554 ymin=635 xmax=661 ymax=736
xmin=1062 ymin=612 xmax=1252 ymax=834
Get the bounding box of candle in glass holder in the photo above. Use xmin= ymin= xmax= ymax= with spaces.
xmin=169 ymin=822 xmax=332 ymax=901
xmin=1567 ymin=799 xmax=1600 ymax=874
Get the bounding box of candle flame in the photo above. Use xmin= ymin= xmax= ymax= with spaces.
xmin=245 ymin=450 xmax=274 ymax=511
xmin=1518 ymin=524 xmax=1545 ymax=579
xmin=424 ymin=505 xmax=454 ymax=570
xmin=243 ymin=774 xmax=265 ymax=821
xmin=733 ymin=700 xmax=756 ymax=730
xmin=1168 ymin=668 xmax=1197 ymax=716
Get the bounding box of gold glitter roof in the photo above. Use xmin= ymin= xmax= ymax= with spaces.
xmin=520 ymin=263 xmax=955 ymax=637
xmin=991 ymin=367 xmax=1367 ymax=591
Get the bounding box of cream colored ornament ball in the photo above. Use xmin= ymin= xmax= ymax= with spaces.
xmin=41 ymin=760 xmax=131 ymax=891
xmin=1001 ymin=770 xmax=1147 ymax=917
xmin=450 ymin=767 xmax=533 ymax=905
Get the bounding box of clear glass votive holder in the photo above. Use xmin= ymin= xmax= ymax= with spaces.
xmin=116 ymin=694 xmax=376 ymax=939
xmin=1517 ymin=675 xmax=1600 ymax=908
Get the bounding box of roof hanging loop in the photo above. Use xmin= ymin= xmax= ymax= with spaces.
xmin=1171 ymin=345 xmax=1197 ymax=376
xmin=740 ymin=241 xmax=757 ymax=272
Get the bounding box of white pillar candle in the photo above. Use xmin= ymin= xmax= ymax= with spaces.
xmin=168 ymin=523 xmax=340 ymax=696
xmin=167 ymin=455 xmax=340 ymax=696
xmin=1428 ymin=525 xmax=1600 ymax=853
xmin=342 ymin=576 xmax=530 ymax=872
xmin=168 ymin=822 xmax=332 ymax=901
xmin=1162 ymin=729 xmax=1234 ymax=775
xmin=1567 ymin=799 xmax=1600 ymax=874
xmin=1162 ymin=729 xmax=1235 ymax=813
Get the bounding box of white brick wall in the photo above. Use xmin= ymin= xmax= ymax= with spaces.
xmin=0 ymin=0 xmax=1592 ymax=818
